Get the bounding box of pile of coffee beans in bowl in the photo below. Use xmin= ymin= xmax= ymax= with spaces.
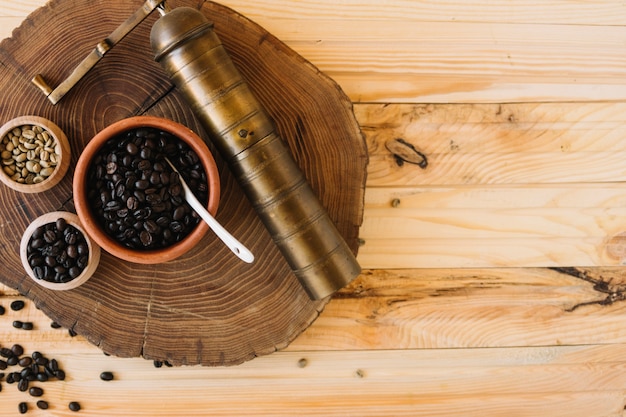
xmin=25 ymin=217 xmax=89 ymax=283
xmin=0 ymin=115 xmax=71 ymax=193
xmin=20 ymin=211 xmax=100 ymax=290
xmin=85 ymin=127 xmax=209 ymax=250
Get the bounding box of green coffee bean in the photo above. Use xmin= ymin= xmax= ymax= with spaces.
xmin=0 ymin=124 xmax=59 ymax=185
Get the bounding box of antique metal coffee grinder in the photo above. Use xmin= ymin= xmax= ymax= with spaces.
xmin=32 ymin=0 xmax=361 ymax=300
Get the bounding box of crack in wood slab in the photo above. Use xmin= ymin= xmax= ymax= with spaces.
xmin=551 ymin=267 xmax=626 ymax=312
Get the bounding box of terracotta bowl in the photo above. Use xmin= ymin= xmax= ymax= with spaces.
xmin=73 ymin=116 xmax=221 ymax=264
xmin=0 ymin=115 xmax=71 ymax=193
xmin=20 ymin=211 xmax=100 ymax=290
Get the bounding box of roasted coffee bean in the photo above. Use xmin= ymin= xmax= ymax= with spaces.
xmin=7 ymin=356 xmax=18 ymax=366
xmin=173 ymin=205 xmax=186 ymax=221
xmin=170 ymin=221 xmax=184 ymax=233
xmin=17 ymin=377 xmax=28 ymax=392
xmin=55 ymin=370 xmax=65 ymax=380
xmin=0 ymin=347 xmax=14 ymax=358
xmin=66 ymin=244 xmax=77 ymax=258
xmin=65 ymin=231 xmax=78 ymax=245
xmin=76 ymin=256 xmax=88 ymax=269
xmin=11 ymin=344 xmax=24 ymax=356
xmin=12 ymin=320 xmax=23 ymax=329
xmin=100 ymin=371 xmax=114 ymax=381
xmin=21 ymin=322 xmax=34 ymax=331
xmin=29 ymin=386 xmax=43 ymax=397
xmin=69 ymin=401 xmax=81 ymax=412
xmin=20 ymin=367 xmax=32 ymax=379
xmin=50 ymin=321 xmax=62 ymax=329
xmin=43 ymin=229 xmax=57 ymax=243
xmin=0 ymin=360 xmax=7 ymax=370
xmin=10 ymin=300 xmax=25 ymax=311
xmin=126 ymin=141 xmax=139 ymax=155
xmin=18 ymin=357 xmax=32 ymax=367
xmin=106 ymin=161 xmax=118 ymax=174
xmin=0 ymin=305 xmax=5 ymax=315
xmin=36 ymin=400 xmax=49 ymax=410
xmin=18 ymin=402 xmax=27 ymax=414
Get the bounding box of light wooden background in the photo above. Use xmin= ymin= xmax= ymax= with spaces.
xmin=2 ymin=0 xmax=626 ymax=416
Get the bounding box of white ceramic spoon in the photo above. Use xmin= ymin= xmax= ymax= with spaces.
xmin=165 ymin=157 xmax=254 ymax=263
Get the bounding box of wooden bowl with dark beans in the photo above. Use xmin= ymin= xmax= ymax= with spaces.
xmin=20 ymin=211 xmax=101 ymax=290
xmin=73 ymin=116 xmax=221 ymax=264
xmin=0 ymin=115 xmax=71 ymax=193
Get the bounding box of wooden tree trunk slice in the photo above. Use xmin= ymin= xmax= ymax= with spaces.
xmin=0 ymin=0 xmax=367 ymax=366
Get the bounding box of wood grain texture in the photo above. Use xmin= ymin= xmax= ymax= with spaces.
xmin=0 ymin=0 xmax=366 ymax=366
xmin=192 ymin=1 xmax=626 ymax=103
xmin=3 ymin=266 xmax=626 ymax=416
xmin=356 ymin=102 xmax=626 ymax=268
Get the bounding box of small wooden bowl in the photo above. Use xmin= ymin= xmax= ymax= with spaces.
xmin=20 ymin=211 xmax=101 ymax=290
xmin=0 ymin=116 xmax=71 ymax=193
xmin=73 ymin=116 xmax=221 ymax=264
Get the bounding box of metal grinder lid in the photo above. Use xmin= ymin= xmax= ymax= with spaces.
xmin=150 ymin=7 xmax=215 ymax=62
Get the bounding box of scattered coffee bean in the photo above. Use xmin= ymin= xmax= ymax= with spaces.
xmin=21 ymin=322 xmax=33 ymax=331
xmin=50 ymin=321 xmax=62 ymax=329
xmin=18 ymin=401 xmax=27 ymax=414
xmin=17 ymin=377 xmax=28 ymax=392
xmin=0 ymin=348 xmax=13 ymax=358
xmin=12 ymin=320 xmax=23 ymax=329
xmin=68 ymin=329 xmax=77 ymax=337
xmin=100 ymin=371 xmax=114 ymax=381
xmin=29 ymin=386 xmax=43 ymax=397
xmin=153 ymin=360 xmax=163 ymax=368
xmin=26 ymin=217 xmax=89 ymax=284
xmin=86 ymin=127 xmax=208 ymax=250
xmin=36 ymin=400 xmax=49 ymax=410
xmin=18 ymin=357 xmax=32 ymax=367
xmin=10 ymin=300 xmax=25 ymax=311
xmin=69 ymin=401 xmax=81 ymax=411
xmin=0 ymin=305 xmax=5 ymax=315
xmin=11 ymin=344 xmax=23 ymax=357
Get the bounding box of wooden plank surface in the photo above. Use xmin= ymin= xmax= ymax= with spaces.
xmin=2 ymin=0 xmax=626 ymax=416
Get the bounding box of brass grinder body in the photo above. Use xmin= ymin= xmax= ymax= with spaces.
xmin=150 ymin=7 xmax=360 ymax=300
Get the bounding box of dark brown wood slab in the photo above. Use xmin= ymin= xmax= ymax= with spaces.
xmin=0 ymin=0 xmax=367 ymax=366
